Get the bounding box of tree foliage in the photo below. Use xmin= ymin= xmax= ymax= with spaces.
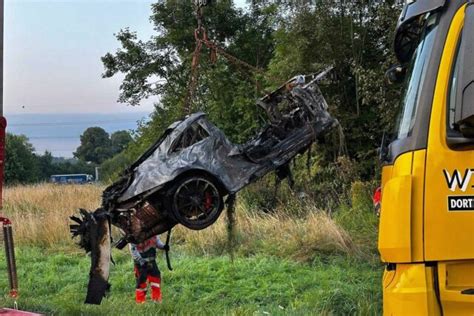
xmin=4 ymin=133 xmax=97 ymax=185
xmin=102 ymin=0 xmax=279 ymax=154
xmin=267 ymin=1 xmax=402 ymax=177
xmin=74 ymin=127 xmax=112 ymax=164
xmin=74 ymin=128 xmax=132 ymax=164
xmin=102 ymin=0 xmax=404 ymax=182
xmin=5 ymin=134 xmax=40 ymax=184
xmin=111 ymin=130 xmax=133 ymax=155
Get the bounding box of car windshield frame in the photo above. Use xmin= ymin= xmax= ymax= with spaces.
xmin=169 ymin=120 xmax=210 ymax=154
xmin=395 ymin=13 xmax=440 ymax=140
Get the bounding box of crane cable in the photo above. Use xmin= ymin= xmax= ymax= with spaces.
xmin=182 ymin=3 xmax=283 ymax=115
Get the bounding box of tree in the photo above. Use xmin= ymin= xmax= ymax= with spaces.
xmin=100 ymin=151 xmax=130 ymax=183
xmin=102 ymin=1 xmax=404 ymax=183
xmin=111 ymin=130 xmax=133 ymax=155
xmin=266 ymin=1 xmax=402 ymax=178
xmin=74 ymin=127 xmax=113 ymax=164
xmin=4 ymin=134 xmax=102 ymax=185
xmin=5 ymin=134 xmax=40 ymax=184
xmin=102 ymin=1 xmax=278 ymax=151
xmin=37 ymin=150 xmax=55 ymax=180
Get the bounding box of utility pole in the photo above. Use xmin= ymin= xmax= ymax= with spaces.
xmin=0 ymin=0 xmax=3 ymax=117
xmin=95 ymin=166 xmax=100 ymax=182
xmin=0 ymin=0 xmax=6 ymax=208
xmin=0 ymin=1 xmax=15 ymax=301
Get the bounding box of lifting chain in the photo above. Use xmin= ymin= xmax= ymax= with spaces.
xmin=182 ymin=3 xmax=284 ymax=115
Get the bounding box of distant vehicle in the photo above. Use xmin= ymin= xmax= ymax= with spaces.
xmin=50 ymin=174 xmax=93 ymax=184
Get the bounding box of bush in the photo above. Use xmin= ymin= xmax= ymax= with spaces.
xmin=335 ymin=181 xmax=379 ymax=254
xmin=302 ymin=156 xmax=360 ymax=212
xmin=100 ymin=151 xmax=132 ymax=183
xmin=239 ymin=154 xmax=361 ymax=215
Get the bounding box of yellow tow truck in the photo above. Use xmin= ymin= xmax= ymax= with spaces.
xmin=380 ymin=0 xmax=474 ymax=314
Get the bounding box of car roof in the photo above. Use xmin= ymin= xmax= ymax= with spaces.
xmin=127 ymin=112 xmax=207 ymax=171
xmin=167 ymin=112 xmax=206 ymax=132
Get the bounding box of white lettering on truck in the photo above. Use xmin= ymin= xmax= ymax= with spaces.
xmin=448 ymin=196 xmax=474 ymax=211
xmin=443 ymin=169 xmax=474 ymax=192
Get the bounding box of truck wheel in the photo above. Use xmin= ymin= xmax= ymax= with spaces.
xmin=170 ymin=176 xmax=224 ymax=230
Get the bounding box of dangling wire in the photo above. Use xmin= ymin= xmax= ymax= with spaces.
xmin=225 ymin=194 xmax=237 ymax=262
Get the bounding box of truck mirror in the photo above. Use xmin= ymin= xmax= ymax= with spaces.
xmin=385 ymin=65 xmax=406 ymax=84
xmin=454 ymin=2 xmax=474 ymax=137
xmin=394 ymin=0 xmax=446 ymax=63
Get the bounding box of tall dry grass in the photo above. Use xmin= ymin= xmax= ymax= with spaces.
xmin=173 ymin=204 xmax=356 ymax=261
xmin=0 ymin=184 xmax=356 ymax=260
xmin=1 ymin=183 xmax=103 ymax=247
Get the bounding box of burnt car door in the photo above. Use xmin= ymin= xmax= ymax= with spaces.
xmin=168 ymin=117 xmax=261 ymax=193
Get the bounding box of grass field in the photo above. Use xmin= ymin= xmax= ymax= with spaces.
xmin=0 ymin=184 xmax=382 ymax=315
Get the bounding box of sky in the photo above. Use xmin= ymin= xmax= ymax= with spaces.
xmin=4 ymin=0 xmax=247 ymax=115
xmin=3 ymin=0 xmax=247 ymax=157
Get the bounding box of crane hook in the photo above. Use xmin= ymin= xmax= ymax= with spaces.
xmin=194 ymin=0 xmax=211 ymax=7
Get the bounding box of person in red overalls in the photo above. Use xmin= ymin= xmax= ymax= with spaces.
xmin=129 ymin=235 xmax=168 ymax=303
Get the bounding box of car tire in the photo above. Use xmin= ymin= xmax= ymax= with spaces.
xmin=168 ymin=175 xmax=224 ymax=230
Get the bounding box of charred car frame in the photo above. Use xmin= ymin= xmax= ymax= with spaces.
xmin=70 ymin=68 xmax=338 ymax=304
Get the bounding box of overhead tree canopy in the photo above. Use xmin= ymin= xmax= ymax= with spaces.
xmin=102 ymin=0 xmax=403 ymax=181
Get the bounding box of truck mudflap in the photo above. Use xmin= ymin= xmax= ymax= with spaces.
xmin=70 ymin=209 xmax=111 ymax=305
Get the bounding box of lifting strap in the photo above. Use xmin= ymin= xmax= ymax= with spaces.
xmin=183 ymin=3 xmax=284 ymax=115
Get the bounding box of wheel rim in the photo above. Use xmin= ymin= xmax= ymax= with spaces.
xmin=173 ymin=178 xmax=221 ymax=226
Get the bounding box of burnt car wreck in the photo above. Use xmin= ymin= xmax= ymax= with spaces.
xmin=70 ymin=68 xmax=338 ymax=304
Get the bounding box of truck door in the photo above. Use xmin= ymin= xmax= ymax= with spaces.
xmin=424 ymin=3 xmax=474 ymax=314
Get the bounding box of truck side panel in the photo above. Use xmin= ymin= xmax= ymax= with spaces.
xmin=424 ymin=4 xmax=474 ymax=262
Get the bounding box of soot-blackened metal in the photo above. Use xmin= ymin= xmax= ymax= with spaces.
xmin=103 ymin=69 xmax=337 ymax=215
xmin=73 ymin=69 xmax=338 ymax=305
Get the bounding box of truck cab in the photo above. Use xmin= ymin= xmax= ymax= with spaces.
xmin=379 ymin=0 xmax=474 ymax=314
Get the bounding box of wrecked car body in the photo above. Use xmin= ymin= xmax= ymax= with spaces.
xmin=71 ymin=68 xmax=338 ymax=304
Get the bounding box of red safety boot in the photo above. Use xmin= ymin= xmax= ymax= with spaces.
xmin=148 ymin=276 xmax=162 ymax=302
xmin=135 ymin=284 xmax=147 ymax=304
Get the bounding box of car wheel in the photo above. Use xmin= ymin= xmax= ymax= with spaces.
xmin=170 ymin=175 xmax=224 ymax=230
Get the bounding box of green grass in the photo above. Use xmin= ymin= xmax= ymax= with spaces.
xmin=0 ymin=247 xmax=382 ymax=315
